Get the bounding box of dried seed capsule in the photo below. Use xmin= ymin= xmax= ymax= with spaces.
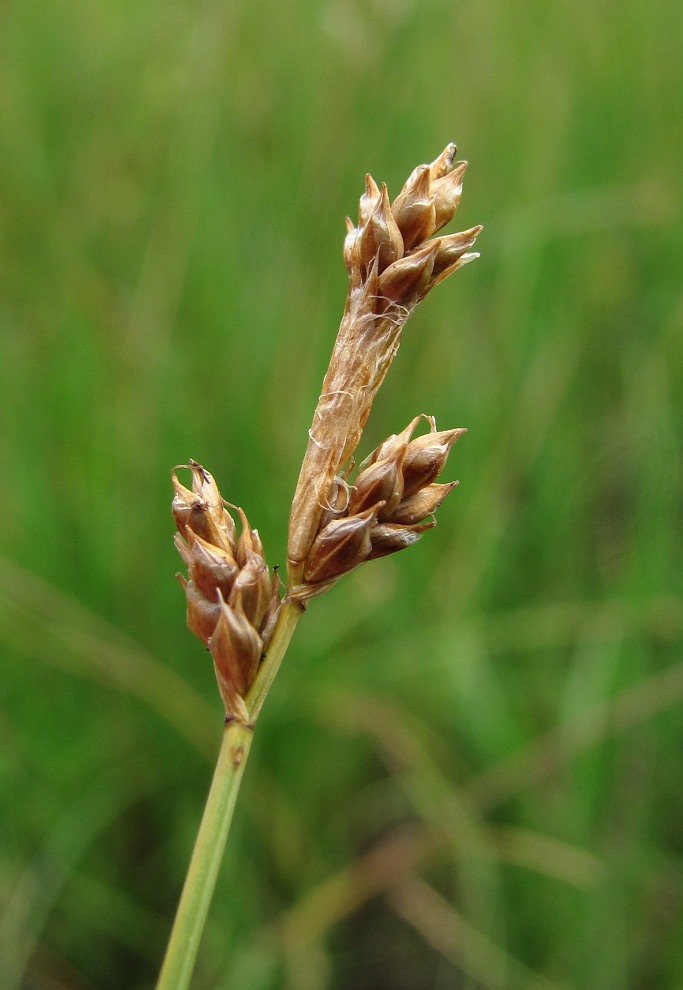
xmin=303 ymin=504 xmax=382 ymax=583
xmin=187 ymin=533 xmax=238 ymax=601
xmin=391 ymin=165 xmax=436 ymax=252
xmin=402 ymin=425 xmax=467 ymax=498
xmin=171 ymin=474 xmax=211 ymax=544
xmin=172 ymin=466 xmax=236 ymax=552
xmin=430 ymin=161 xmax=468 ymax=233
xmin=229 ymin=549 xmax=272 ymax=630
xmin=210 ymin=595 xmax=262 ymax=715
xmin=349 ymin=455 xmax=404 ymax=521
xmin=358 ymin=173 xmax=381 ymax=225
xmin=189 ymin=462 xmax=237 ymax=548
xmin=211 ymin=594 xmax=262 ymax=696
xmin=183 ymin=580 xmax=221 ymax=646
xmin=186 ymin=460 xmax=225 ymax=521
xmin=377 ymin=242 xmax=438 ymax=306
xmin=427 ymin=142 xmax=458 ymax=180
xmin=390 ymin=481 xmax=458 ymax=525
xmin=430 ymin=227 xmax=484 ymax=281
xmin=391 ymin=165 xmax=437 ymax=250
xmin=355 ymin=183 xmax=404 ymax=275
xmin=233 ymin=505 xmax=264 ymax=567
xmin=368 ymin=520 xmax=435 ymax=560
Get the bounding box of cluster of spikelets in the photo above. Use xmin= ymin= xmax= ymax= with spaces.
xmin=292 ymin=415 xmax=466 ymax=600
xmin=343 ymin=145 xmax=481 ymax=302
xmin=172 ymin=462 xmax=280 ymax=721
xmin=287 ymin=143 xmax=482 ymax=590
xmin=172 ymin=144 xmax=481 ymax=721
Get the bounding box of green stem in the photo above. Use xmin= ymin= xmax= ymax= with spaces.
xmin=155 ymin=599 xmax=303 ymax=990
xmin=155 ymin=719 xmax=253 ymax=990
xmin=246 ymin=598 xmax=303 ymax=722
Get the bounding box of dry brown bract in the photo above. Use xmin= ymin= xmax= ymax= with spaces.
xmin=287 ymin=143 xmax=481 ymax=598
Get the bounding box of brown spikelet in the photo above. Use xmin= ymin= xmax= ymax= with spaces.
xmin=287 ymin=145 xmax=481 ymax=592
xmin=347 ymin=454 xmax=404 ymax=520
xmin=390 ymin=482 xmax=458 ymax=526
xmin=368 ymin=520 xmax=436 ymax=560
xmin=303 ymin=503 xmax=382 ymax=586
xmin=172 ymin=463 xmax=281 ymax=720
xmin=288 ymin=414 xmax=465 ymax=601
xmin=391 ymin=165 xmax=436 ymax=249
xmin=401 ymin=422 xmax=467 ymax=497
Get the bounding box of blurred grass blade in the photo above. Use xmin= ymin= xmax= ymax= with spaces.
xmin=0 ymin=554 xmax=216 ymax=755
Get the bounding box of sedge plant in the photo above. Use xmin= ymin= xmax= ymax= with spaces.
xmin=156 ymin=144 xmax=482 ymax=989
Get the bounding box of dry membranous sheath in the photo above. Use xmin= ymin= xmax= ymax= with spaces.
xmin=171 ymin=143 xmax=481 ymax=721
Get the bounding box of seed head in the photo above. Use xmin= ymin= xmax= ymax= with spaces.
xmin=288 ymin=145 xmax=481 ymax=589
xmin=303 ymin=503 xmax=382 ymax=586
xmin=172 ymin=463 xmax=281 ymax=720
xmin=288 ymin=414 xmax=464 ymax=602
xmin=172 ymin=146 xmax=480 ymax=715
xmin=401 ymin=421 xmax=467 ymax=497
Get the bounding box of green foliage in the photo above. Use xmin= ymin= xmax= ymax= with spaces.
xmin=1 ymin=0 xmax=682 ymax=986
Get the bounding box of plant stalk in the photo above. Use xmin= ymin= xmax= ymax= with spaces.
xmin=155 ymin=719 xmax=252 ymax=990
xmin=246 ymin=598 xmax=303 ymax=722
xmin=155 ymin=599 xmax=303 ymax=990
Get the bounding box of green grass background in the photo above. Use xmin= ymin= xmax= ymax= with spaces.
xmin=1 ymin=0 xmax=682 ymax=987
